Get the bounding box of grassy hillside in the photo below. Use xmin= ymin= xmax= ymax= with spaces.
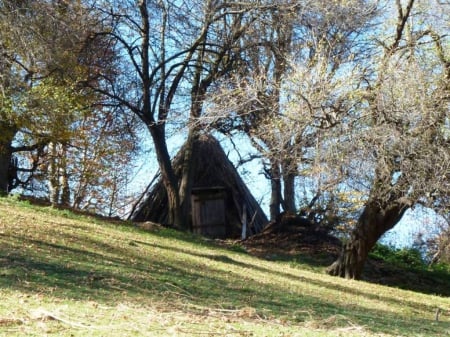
xmin=0 ymin=197 xmax=449 ymax=336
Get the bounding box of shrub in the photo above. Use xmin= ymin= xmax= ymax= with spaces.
xmin=370 ymin=243 xmax=425 ymax=268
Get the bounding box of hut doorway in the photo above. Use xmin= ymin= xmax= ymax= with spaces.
xmin=191 ymin=187 xmax=227 ymax=238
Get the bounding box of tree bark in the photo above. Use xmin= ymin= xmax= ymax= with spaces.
xmin=0 ymin=142 xmax=12 ymax=194
xmin=0 ymin=123 xmax=17 ymax=194
xmin=178 ymin=129 xmax=198 ymax=230
xmin=149 ymin=124 xmax=182 ymax=227
xmin=269 ymin=162 xmax=282 ymax=221
xmin=282 ymin=168 xmax=296 ymax=213
xmin=48 ymin=142 xmax=60 ymax=206
xmin=178 ymin=46 xmax=208 ymax=230
xmin=59 ymin=142 xmax=71 ymax=207
xmin=327 ymin=199 xmax=409 ymax=279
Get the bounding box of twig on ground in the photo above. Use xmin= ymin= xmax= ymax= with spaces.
xmin=29 ymin=308 xmax=93 ymax=329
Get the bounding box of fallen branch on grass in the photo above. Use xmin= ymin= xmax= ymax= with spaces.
xmin=0 ymin=317 xmax=25 ymax=326
xmin=29 ymin=308 xmax=92 ymax=329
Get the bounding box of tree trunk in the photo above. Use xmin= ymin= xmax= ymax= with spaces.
xmin=149 ymin=124 xmax=182 ymax=227
xmin=48 ymin=142 xmax=60 ymax=206
xmin=0 ymin=141 xmax=12 ymax=195
xmin=178 ymin=59 xmax=206 ymax=230
xmin=178 ymin=129 xmax=198 ymax=230
xmin=269 ymin=162 xmax=282 ymax=221
xmin=0 ymin=123 xmax=17 ymax=194
xmin=59 ymin=143 xmax=71 ymax=207
xmin=327 ymin=199 xmax=409 ymax=279
xmin=282 ymin=170 xmax=296 ymax=213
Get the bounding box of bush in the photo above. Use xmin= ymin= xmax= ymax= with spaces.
xmin=370 ymin=243 xmax=425 ymax=268
xmin=429 ymin=262 xmax=450 ymax=274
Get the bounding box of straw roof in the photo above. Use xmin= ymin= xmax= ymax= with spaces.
xmin=130 ymin=134 xmax=268 ymax=237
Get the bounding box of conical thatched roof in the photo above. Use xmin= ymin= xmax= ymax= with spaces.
xmin=130 ymin=134 xmax=268 ymax=238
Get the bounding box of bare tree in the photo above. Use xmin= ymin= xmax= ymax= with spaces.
xmin=93 ymin=0 xmax=279 ymax=227
xmin=205 ymin=0 xmax=448 ymax=279
xmin=327 ymin=0 xmax=450 ymax=278
xmin=205 ymin=0 xmax=378 ymax=221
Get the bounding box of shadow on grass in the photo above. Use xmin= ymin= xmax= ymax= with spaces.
xmin=0 ymin=223 xmax=449 ymax=336
xmin=140 ymin=240 xmax=447 ymax=319
xmin=361 ymin=259 xmax=450 ymax=297
xmin=154 ymin=227 xmax=450 ymax=297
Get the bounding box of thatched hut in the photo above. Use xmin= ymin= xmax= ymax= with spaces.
xmin=130 ymin=134 xmax=268 ymax=238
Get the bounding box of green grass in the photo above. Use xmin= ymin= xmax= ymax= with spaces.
xmin=0 ymin=197 xmax=449 ymax=336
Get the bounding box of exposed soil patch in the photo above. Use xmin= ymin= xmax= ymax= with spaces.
xmin=241 ymin=213 xmax=341 ymax=264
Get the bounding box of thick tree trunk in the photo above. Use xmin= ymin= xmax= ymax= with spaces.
xmin=281 ymin=141 xmax=296 ymax=214
xmin=282 ymin=171 xmax=296 ymax=213
xmin=0 ymin=143 xmax=12 ymax=194
xmin=178 ymin=129 xmax=198 ymax=230
xmin=0 ymin=124 xmax=17 ymax=194
xmin=178 ymin=67 xmax=205 ymax=229
xmin=269 ymin=162 xmax=282 ymax=221
xmin=149 ymin=125 xmax=182 ymax=227
xmin=327 ymin=199 xmax=409 ymax=279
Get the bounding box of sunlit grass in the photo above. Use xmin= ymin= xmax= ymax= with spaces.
xmin=0 ymin=196 xmax=449 ymax=336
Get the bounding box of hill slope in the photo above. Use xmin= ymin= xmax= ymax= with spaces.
xmin=0 ymin=197 xmax=449 ymax=336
